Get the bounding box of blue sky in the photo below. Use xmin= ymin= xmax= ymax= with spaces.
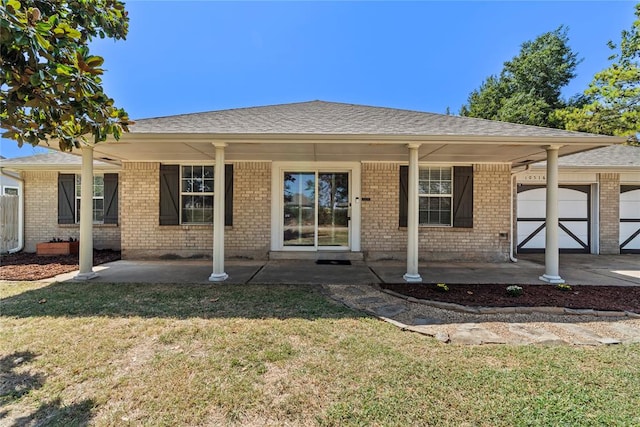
xmin=1 ymin=0 xmax=636 ymax=158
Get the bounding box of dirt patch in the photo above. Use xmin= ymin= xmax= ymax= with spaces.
xmin=0 ymin=250 xmax=121 ymax=281
xmin=381 ymin=283 xmax=640 ymax=313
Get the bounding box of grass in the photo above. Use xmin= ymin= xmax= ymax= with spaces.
xmin=1 ymin=281 xmax=639 ymax=426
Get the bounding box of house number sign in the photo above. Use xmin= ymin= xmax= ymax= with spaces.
xmin=521 ymin=174 xmax=546 ymax=182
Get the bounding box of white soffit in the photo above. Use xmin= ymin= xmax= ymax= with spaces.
xmin=89 ymin=138 xmax=612 ymax=165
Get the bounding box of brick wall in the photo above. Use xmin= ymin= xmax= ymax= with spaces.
xmin=227 ymin=162 xmax=271 ymax=259
xmin=361 ymin=162 xmax=511 ymax=261
xmin=121 ymin=161 xmax=271 ymax=260
xmin=598 ymin=172 xmax=620 ymax=254
xmin=119 ymin=160 xmax=511 ymax=261
xmin=23 ymin=170 xmax=121 ymax=252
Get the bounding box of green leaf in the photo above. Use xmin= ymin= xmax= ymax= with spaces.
xmin=34 ymin=32 xmax=51 ymax=50
xmin=55 ymin=64 xmax=73 ymax=76
xmin=29 ymin=72 xmax=41 ymax=86
xmin=6 ymin=0 xmax=21 ymax=12
xmin=85 ymin=56 xmax=104 ymax=68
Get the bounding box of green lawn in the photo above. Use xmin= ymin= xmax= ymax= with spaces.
xmin=1 ymin=281 xmax=639 ymax=426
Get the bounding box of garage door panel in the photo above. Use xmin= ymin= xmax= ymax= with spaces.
xmin=620 ymin=187 xmax=640 ymax=253
xmin=558 ymin=200 xmax=588 ymax=217
xmin=620 ymin=223 xmax=640 ymax=250
xmin=517 ymin=184 xmax=590 ymax=253
xmin=620 ymin=189 xmax=640 ymax=218
xmin=558 ymin=188 xmax=588 ymax=201
xmin=518 ymin=200 xmax=547 ymax=218
xmin=559 ymin=222 xmax=589 ymax=249
xmin=517 ymin=221 xmax=545 ymax=249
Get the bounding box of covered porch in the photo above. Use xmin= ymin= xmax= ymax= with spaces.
xmin=60 ymin=101 xmax=623 ymax=283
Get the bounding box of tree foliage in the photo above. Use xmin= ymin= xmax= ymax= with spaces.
xmin=557 ymin=3 xmax=640 ymax=143
xmin=0 ymin=0 xmax=130 ymax=151
xmin=460 ymin=27 xmax=580 ymax=128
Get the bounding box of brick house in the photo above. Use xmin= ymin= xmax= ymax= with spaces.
xmin=0 ymin=101 xmax=627 ymax=282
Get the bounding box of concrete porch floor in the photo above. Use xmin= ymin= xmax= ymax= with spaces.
xmin=60 ymin=254 xmax=640 ymax=286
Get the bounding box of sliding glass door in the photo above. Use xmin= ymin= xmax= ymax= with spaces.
xmin=283 ymin=171 xmax=350 ymax=249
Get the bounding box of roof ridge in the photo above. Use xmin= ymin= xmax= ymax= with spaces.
xmin=133 ymin=100 xmax=450 ymax=122
xmin=133 ymin=100 xmax=328 ymax=121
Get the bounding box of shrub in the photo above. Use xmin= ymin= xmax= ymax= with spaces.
xmin=556 ymin=284 xmax=572 ymax=292
xmin=435 ymin=283 xmax=449 ymax=292
xmin=506 ymin=285 xmax=523 ymax=297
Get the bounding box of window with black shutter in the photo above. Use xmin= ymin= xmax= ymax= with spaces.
xmin=399 ymin=165 xmax=473 ymax=228
xmin=159 ymin=164 xmax=233 ymax=226
xmin=58 ymin=173 xmax=118 ymax=224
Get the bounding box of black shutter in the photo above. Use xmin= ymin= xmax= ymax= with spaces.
xmin=103 ymin=173 xmax=119 ymax=224
xmin=399 ymin=165 xmax=408 ymax=227
xmin=58 ymin=174 xmax=75 ymax=224
xmin=159 ymin=165 xmax=180 ymax=225
xmin=225 ymin=164 xmax=233 ymax=226
xmin=453 ymin=166 xmax=473 ymax=228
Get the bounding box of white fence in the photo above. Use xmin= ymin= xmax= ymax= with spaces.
xmin=1 ymin=195 xmax=19 ymax=253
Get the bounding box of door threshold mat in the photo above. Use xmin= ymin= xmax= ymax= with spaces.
xmin=316 ymin=259 xmax=352 ymax=265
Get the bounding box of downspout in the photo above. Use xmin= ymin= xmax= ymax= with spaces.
xmin=509 ymin=164 xmax=530 ymax=262
xmin=0 ymin=168 xmax=24 ymax=253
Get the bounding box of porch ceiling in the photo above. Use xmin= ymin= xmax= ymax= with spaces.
xmin=86 ymin=135 xmax=619 ymax=166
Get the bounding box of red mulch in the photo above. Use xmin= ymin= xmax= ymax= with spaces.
xmin=0 ymin=250 xmax=121 ymax=281
xmin=381 ymin=283 xmax=640 ymax=313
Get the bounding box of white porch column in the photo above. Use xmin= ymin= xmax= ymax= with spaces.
xmin=540 ymin=145 xmax=565 ymax=284
xmin=403 ymin=143 xmax=422 ymax=283
xmin=75 ymin=146 xmax=97 ymax=280
xmin=209 ymin=143 xmax=228 ymax=282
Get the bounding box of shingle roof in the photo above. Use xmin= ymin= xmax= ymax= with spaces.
xmin=130 ymin=100 xmax=607 ymax=139
xmin=533 ymin=144 xmax=640 ymax=168
xmin=0 ymin=151 xmax=116 ymax=169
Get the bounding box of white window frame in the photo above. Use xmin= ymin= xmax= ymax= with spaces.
xmin=180 ymin=165 xmax=214 ymax=225
xmin=270 ymin=161 xmax=361 ymax=252
xmin=418 ymin=166 xmax=453 ymax=227
xmin=75 ymin=174 xmax=104 ymax=224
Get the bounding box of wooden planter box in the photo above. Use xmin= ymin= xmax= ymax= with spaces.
xmin=36 ymin=241 xmax=79 ymax=256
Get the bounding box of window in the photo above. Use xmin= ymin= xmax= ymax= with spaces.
xmin=180 ymin=165 xmax=214 ymax=224
xmin=75 ymin=175 xmax=104 ymax=223
xmin=418 ymin=167 xmax=452 ymax=226
xmin=58 ymin=173 xmax=118 ymax=225
xmin=399 ymin=165 xmax=473 ymax=228
xmin=159 ymin=164 xmax=233 ymax=226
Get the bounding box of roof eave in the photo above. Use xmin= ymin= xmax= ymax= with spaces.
xmin=113 ymin=132 xmax=624 ymax=145
xmin=528 ymin=164 xmax=640 ymax=171
xmin=0 ymin=163 xmax=121 ymax=172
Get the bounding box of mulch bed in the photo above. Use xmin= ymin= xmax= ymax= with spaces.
xmin=381 ymin=283 xmax=640 ymax=313
xmin=0 ymin=250 xmax=121 ymax=281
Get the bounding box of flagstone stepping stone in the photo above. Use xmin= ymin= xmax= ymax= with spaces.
xmin=606 ymin=323 xmax=640 ymax=343
xmin=413 ymin=317 xmax=444 ymax=325
xmin=343 ymin=286 xmax=367 ymax=296
xmin=507 ymin=324 xmax=567 ymax=345
xmin=449 ymin=323 xmax=507 ymax=345
xmin=355 ymin=297 xmax=386 ymax=306
xmin=553 ymin=323 xmax=621 ymax=345
xmin=375 ymin=304 xmax=408 ymax=318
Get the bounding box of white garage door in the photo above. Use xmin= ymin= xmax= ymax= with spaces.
xmin=517 ymin=185 xmax=591 ymax=253
xmin=620 ymin=185 xmax=640 ymax=253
